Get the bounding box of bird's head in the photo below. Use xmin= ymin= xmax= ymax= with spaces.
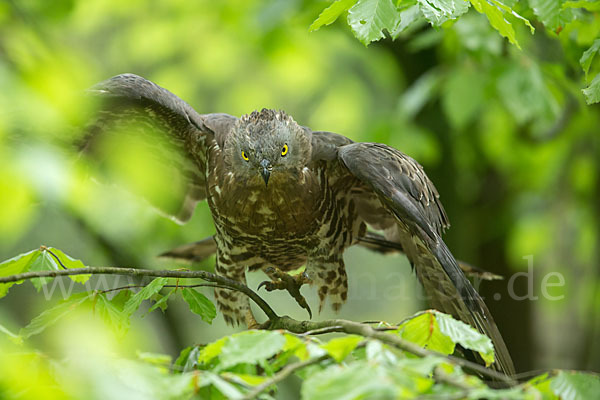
xmin=224 ymin=109 xmax=312 ymax=187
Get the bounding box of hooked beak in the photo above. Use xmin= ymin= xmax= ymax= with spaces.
xmin=260 ymin=159 xmax=271 ymax=186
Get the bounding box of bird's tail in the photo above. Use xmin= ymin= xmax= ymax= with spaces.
xmin=158 ymin=236 xmax=217 ymax=262
xmin=418 ymin=238 xmax=516 ymax=377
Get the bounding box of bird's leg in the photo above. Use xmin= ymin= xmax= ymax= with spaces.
xmin=213 ymin=248 xmax=254 ymax=327
xmin=305 ymin=256 xmax=348 ymax=313
xmin=244 ymin=308 xmax=260 ymax=329
xmin=258 ymin=267 xmax=313 ymax=319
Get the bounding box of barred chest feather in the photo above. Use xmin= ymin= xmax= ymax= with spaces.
xmin=207 ymin=164 xmax=324 ymax=242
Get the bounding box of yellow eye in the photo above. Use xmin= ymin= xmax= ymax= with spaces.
xmin=281 ymin=144 xmax=288 ymax=157
xmin=241 ymin=150 xmax=249 ymax=161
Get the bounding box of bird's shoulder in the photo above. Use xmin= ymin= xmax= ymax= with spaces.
xmin=310 ymin=130 xmax=354 ymax=162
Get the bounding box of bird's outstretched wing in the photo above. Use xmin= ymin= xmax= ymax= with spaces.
xmin=79 ymin=73 xmax=237 ymax=222
xmin=324 ymin=140 xmax=514 ymax=376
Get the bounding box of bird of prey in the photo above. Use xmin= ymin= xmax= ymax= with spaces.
xmin=81 ymin=73 xmax=514 ymax=376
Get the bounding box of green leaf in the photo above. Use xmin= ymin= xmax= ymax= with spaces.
xmin=199 ymin=336 xmax=229 ymax=365
xmin=398 ymin=312 xmax=455 ymax=355
xmin=204 ymin=372 xmax=244 ymax=399
xmin=283 ymin=333 xmax=310 ymax=361
xmin=365 ymin=339 xmax=397 ymax=363
xmin=550 ymin=371 xmax=600 ymax=400
xmin=563 ymin=0 xmax=600 ymax=11
xmin=491 ymin=0 xmax=534 ymax=33
xmin=19 ymin=293 xmax=89 ymax=339
xmin=124 ymin=277 xmax=168 ymax=317
xmin=146 ymin=288 xmax=174 ymax=315
xmin=94 ymin=292 xmax=131 ymax=333
xmin=310 ymin=0 xmax=358 ymax=31
xmin=0 ymin=249 xmax=38 ymax=297
xmin=582 ymin=72 xmax=600 ymax=104
xmin=181 ymin=287 xmax=216 ymax=323
xmin=175 ymin=345 xmax=201 ymax=372
xmin=433 ymin=311 xmax=495 ymax=366
xmin=269 ymin=334 xmax=311 ymax=371
xmin=469 ymin=0 xmax=533 ymax=48
xmin=469 ymin=0 xmax=517 ymax=47
xmin=46 ymin=248 xmax=90 ymax=284
xmin=417 ymin=0 xmax=470 ymax=27
xmin=218 ymin=330 xmax=286 ymax=370
xmin=347 ymin=0 xmax=401 ymax=46
xmin=396 ymin=355 xmax=448 ymax=376
xmin=321 ymin=335 xmax=363 ymax=362
xmin=0 ymin=322 xmax=23 ymax=344
xmin=0 ymin=248 xmax=90 ymax=298
xmin=220 ymin=372 xmax=267 ymax=387
xmin=529 ymin=0 xmax=573 ymax=31
xmin=29 ymin=250 xmax=60 ymax=290
xmin=392 ymin=4 xmax=423 ymax=37
xmin=302 ymin=361 xmax=399 ymax=400
xmin=529 ymin=373 xmax=555 ymax=396
xmin=581 ymin=39 xmax=600 ymax=79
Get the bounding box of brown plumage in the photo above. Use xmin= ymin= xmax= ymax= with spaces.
xmin=81 ymin=74 xmax=515 ymax=376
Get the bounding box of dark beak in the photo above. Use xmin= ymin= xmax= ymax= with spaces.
xmin=260 ymin=159 xmax=271 ymax=186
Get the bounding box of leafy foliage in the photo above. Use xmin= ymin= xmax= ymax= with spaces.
xmin=124 ymin=277 xmax=169 ymax=317
xmin=311 ymin=0 xmax=600 ymax=103
xmin=1 ymin=248 xmax=599 ymax=398
xmin=182 ymin=287 xmax=217 ymax=324
xmin=0 ymin=248 xmax=217 ymax=339
xmin=0 ymin=247 xmax=89 ymax=297
xmin=347 ymin=0 xmax=401 ymax=46
xmin=1 ymin=0 xmax=599 ymax=398
xmin=529 ymin=0 xmax=573 ymax=31
xmin=309 ymin=0 xmax=357 ymax=31
xmin=312 ymin=0 xmax=533 ymax=46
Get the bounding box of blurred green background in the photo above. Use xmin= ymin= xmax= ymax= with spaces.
xmin=0 ymin=0 xmax=598 ymax=394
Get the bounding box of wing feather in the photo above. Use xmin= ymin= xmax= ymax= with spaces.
xmin=337 ymin=142 xmax=515 ymax=377
xmin=80 ymin=74 xmax=237 ymax=223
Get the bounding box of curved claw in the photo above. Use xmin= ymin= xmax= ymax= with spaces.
xmin=257 ymin=280 xmax=270 ymax=291
xmin=258 ymin=267 xmax=314 ymax=320
xmin=302 ymin=302 xmax=313 ymax=320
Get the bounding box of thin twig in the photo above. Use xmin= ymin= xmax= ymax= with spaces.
xmin=298 ymin=325 xmax=344 ymax=336
xmin=100 ymin=283 xmax=226 ymax=294
xmin=242 ymin=354 xmax=330 ymax=399
xmin=40 ymin=246 xmax=68 ymax=270
xmin=361 ymin=320 xmax=399 ymax=331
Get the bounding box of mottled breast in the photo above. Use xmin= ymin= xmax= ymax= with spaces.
xmin=208 ymin=161 xmax=323 ymax=241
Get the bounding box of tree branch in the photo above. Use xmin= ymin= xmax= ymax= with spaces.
xmin=100 ymin=283 xmax=227 ymax=294
xmin=0 ymin=266 xmax=515 ymax=386
xmin=0 ymin=267 xmax=278 ymax=321
xmin=269 ymin=317 xmax=516 ymax=386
